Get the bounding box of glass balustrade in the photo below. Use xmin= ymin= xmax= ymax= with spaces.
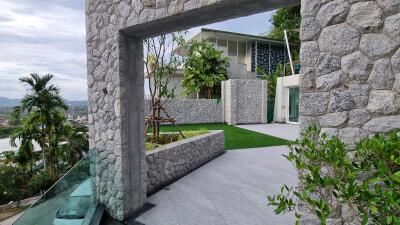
xmin=13 ymin=150 xmax=97 ymax=225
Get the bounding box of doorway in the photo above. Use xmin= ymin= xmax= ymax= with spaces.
xmin=287 ymin=86 xmax=299 ymax=123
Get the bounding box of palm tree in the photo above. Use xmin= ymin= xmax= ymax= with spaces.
xmin=63 ymin=122 xmax=89 ymax=167
xmin=13 ymin=73 xmax=67 ymax=178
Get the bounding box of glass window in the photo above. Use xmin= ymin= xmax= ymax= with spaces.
xmin=217 ymin=39 xmax=227 ymax=47
xmin=228 ymin=41 xmax=237 ymax=56
xmin=288 ymin=87 xmax=299 ymax=123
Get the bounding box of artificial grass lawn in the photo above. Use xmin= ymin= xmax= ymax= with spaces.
xmin=149 ymin=123 xmax=290 ymax=150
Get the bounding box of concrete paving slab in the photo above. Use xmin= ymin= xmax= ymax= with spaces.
xmin=237 ymin=123 xmax=299 ymax=141
xmin=136 ymin=146 xmax=297 ymax=225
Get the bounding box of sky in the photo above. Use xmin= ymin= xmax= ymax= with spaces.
xmin=0 ymin=0 xmax=274 ymax=101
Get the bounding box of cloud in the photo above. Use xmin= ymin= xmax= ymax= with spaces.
xmin=0 ymin=0 xmax=273 ymax=100
xmin=0 ymin=0 xmax=87 ymax=100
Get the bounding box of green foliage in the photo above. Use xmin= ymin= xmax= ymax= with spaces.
xmin=268 ymin=125 xmax=400 ymax=225
xmin=182 ymin=40 xmax=230 ymax=99
xmin=0 ymin=126 xmax=16 ymax=138
xmin=0 ymin=164 xmax=29 ymax=204
xmin=27 ymin=171 xmax=53 ymax=194
xmin=259 ymin=64 xmax=284 ymax=123
xmin=145 ymin=129 xmax=209 ymax=150
xmin=267 ymin=6 xmax=301 ymax=44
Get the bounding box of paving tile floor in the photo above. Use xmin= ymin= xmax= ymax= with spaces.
xmin=135 ymin=146 xmax=297 ymax=225
xmin=237 ymin=123 xmax=300 ymax=141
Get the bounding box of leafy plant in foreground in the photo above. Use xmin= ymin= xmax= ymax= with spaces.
xmin=268 ymin=125 xmax=400 ymax=225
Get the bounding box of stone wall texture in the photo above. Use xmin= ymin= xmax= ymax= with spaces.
xmin=144 ymin=99 xmax=223 ymax=124
xmin=222 ymin=79 xmax=268 ymax=125
xmin=146 ymin=131 xmax=225 ymax=194
xmin=299 ymin=0 xmax=400 ymax=223
xmin=300 ymin=0 xmax=400 ymax=143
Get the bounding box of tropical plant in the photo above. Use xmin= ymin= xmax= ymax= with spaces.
xmin=62 ymin=122 xmax=89 ymax=167
xmin=182 ymin=40 xmax=230 ymax=99
xmin=259 ymin=64 xmax=284 ymax=123
xmin=268 ymin=125 xmax=400 ymax=225
xmin=144 ymin=32 xmax=185 ymax=141
xmin=12 ymin=73 xmax=67 ymax=179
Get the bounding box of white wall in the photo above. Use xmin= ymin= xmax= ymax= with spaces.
xmin=274 ymin=74 xmax=299 ymax=123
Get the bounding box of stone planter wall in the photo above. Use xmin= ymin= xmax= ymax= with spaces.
xmin=144 ymin=99 xmax=223 ymax=124
xmin=146 ymin=130 xmax=224 ymax=194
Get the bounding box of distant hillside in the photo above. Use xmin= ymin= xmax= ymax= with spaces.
xmin=0 ymin=97 xmax=21 ymax=107
xmin=0 ymin=97 xmax=88 ymax=107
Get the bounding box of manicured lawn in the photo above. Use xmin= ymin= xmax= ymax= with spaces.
xmin=149 ymin=123 xmax=290 ymax=150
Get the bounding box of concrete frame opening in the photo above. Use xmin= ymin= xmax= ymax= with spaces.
xmin=86 ymin=0 xmax=299 ymax=221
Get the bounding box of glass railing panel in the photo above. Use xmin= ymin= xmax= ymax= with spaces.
xmin=13 ymin=150 xmax=97 ymax=225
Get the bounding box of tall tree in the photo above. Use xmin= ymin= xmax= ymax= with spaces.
xmin=13 ymin=73 xmax=67 ymax=179
xmin=182 ymin=40 xmax=230 ymax=99
xmin=267 ymin=6 xmax=301 ymax=45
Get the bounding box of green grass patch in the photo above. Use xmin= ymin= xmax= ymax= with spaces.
xmin=148 ymin=123 xmax=290 ymax=150
xmin=146 ymin=129 xmax=209 ymax=150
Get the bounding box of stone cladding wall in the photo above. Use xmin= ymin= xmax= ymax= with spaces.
xmin=299 ymin=0 xmax=400 ymax=223
xmin=144 ymin=99 xmax=223 ymax=124
xmin=146 ymin=131 xmax=225 ymax=194
xmin=300 ymin=0 xmax=400 ymax=147
xmin=222 ymin=79 xmax=268 ymax=125
xmin=86 ymin=0 xmax=236 ymax=220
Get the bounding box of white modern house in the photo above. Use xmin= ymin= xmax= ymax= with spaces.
xmin=149 ymin=28 xmax=300 ymax=123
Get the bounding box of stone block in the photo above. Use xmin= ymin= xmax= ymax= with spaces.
xmin=301 ymin=0 xmax=322 ymax=17
xmin=368 ymin=58 xmax=393 ymax=90
xmin=299 ymin=116 xmax=320 ymax=132
xmin=318 ymin=24 xmax=360 ymax=56
xmin=316 ymin=0 xmax=350 ymax=27
xmin=348 ymin=109 xmax=371 ymax=127
xmin=321 ymin=127 xmax=339 ymax=137
xmin=338 ymin=127 xmax=369 ymax=149
xmin=360 ymin=34 xmax=398 ymax=58
xmin=346 ymin=1 xmax=384 ymax=32
xmin=362 ymin=115 xmax=400 ymax=132
xmin=318 ymin=111 xmax=349 ymax=127
xmin=383 ymin=13 xmax=400 ymax=42
xmin=300 ymin=67 xmax=316 ymax=92
xmin=393 ymin=48 xmax=400 ymax=73
xmin=341 ymin=51 xmax=372 ymax=81
xmin=300 ymin=92 xmax=330 ymax=116
xmin=300 ymin=41 xmax=320 ymax=67
xmin=394 ymin=73 xmax=400 ymax=93
xmin=328 ymin=89 xmax=356 ymax=112
xmin=316 ymin=53 xmax=341 ymax=76
xmin=300 ymin=17 xmax=322 ymax=41
xmin=376 ymin=0 xmax=400 ymax=15
xmin=367 ymin=90 xmax=400 ymax=115
xmin=316 ymin=70 xmax=344 ymax=91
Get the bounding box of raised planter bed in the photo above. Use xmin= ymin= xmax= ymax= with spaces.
xmin=146 ymin=130 xmax=224 ymax=194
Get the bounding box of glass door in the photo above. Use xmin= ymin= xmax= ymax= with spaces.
xmin=287 ymin=87 xmax=299 ymax=123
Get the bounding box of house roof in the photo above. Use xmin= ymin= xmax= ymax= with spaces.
xmin=174 ymin=28 xmax=297 ymax=56
xmin=194 ymin=28 xmax=293 ymax=45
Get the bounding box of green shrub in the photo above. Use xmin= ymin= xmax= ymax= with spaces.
xmin=268 ymin=125 xmax=400 ymax=225
xmin=28 ymin=171 xmax=53 ymax=195
xmin=0 ymin=165 xmax=30 ymax=204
